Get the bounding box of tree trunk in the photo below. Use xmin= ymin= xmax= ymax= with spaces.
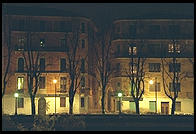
xmin=135 ymin=100 xmax=140 ymax=115
xmin=69 ymin=98 xmax=74 ymax=114
xmin=171 ymin=99 xmax=176 ymax=115
xmin=101 ymin=87 xmax=105 ymax=114
xmin=31 ymin=95 xmax=36 ymax=115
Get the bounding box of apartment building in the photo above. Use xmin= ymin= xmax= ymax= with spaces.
xmin=2 ymin=11 xmax=99 ymax=115
xmin=108 ymin=19 xmax=194 ymax=114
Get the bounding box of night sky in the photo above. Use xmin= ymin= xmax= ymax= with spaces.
xmin=4 ymin=3 xmax=194 ymax=29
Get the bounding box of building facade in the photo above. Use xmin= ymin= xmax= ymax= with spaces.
xmin=2 ymin=10 xmax=194 ymax=115
xmin=2 ymin=13 xmax=100 ymax=115
xmin=107 ymin=19 xmax=194 ymax=114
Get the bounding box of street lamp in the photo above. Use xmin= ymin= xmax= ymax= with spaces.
xmin=118 ymin=92 xmax=122 ymax=114
xmin=53 ymin=79 xmax=57 ymax=114
xmin=14 ymin=93 xmax=19 ymax=115
xmin=149 ymin=78 xmax=158 ymax=114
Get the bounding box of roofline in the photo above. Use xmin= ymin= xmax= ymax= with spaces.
xmin=113 ymin=19 xmax=194 ymax=24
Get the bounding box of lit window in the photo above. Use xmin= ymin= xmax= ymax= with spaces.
xmin=17 ymin=77 xmax=24 ymax=90
xmin=149 ymin=101 xmax=156 ymax=112
xmin=168 ymin=43 xmax=180 ymax=53
xmin=129 ymin=46 xmax=137 ymax=55
xmin=40 ymin=39 xmax=45 ymax=48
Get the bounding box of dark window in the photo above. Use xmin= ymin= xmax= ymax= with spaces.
xmin=81 ymin=22 xmax=85 ymax=33
xmin=149 ymin=63 xmax=161 ymax=72
xmin=60 ymin=58 xmax=66 ymax=72
xmin=40 ymin=58 xmax=45 ymax=71
xmin=65 ymin=22 xmax=72 ymax=32
xmin=116 ymin=63 xmax=120 ymax=72
xmin=81 ymin=59 xmax=85 ymax=73
xmin=39 ymin=77 xmax=45 ymax=89
xmin=60 ymin=21 xmax=65 ymax=32
xmin=129 ymin=25 xmax=136 ymax=38
xmin=82 ymin=39 xmax=85 ymax=48
xmin=168 ymin=25 xmax=180 ymax=38
xmin=19 ymin=20 xmax=25 ymax=31
xmin=18 ymin=98 xmax=24 ymax=108
xmin=169 ymin=83 xmax=181 ymax=92
xmin=40 ymin=39 xmax=45 ymax=48
xmin=117 ymin=82 xmax=121 ymax=90
xmin=149 ymin=25 xmax=160 ymax=36
xmin=18 ymin=58 xmax=24 ymax=72
xmin=81 ymin=97 xmax=85 ymax=107
xmin=60 ymin=77 xmax=66 ymax=92
xmin=60 ymin=97 xmax=66 ymax=107
xmin=60 ymin=38 xmax=68 ymax=51
xmin=81 ymin=76 xmax=85 ymax=87
xmin=40 ymin=21 xmax=45 ymax=32
xmin=169 ymin=63 xmax=181 ymax=72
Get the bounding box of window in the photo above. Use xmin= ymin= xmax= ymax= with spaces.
xmin=81 ymin=97 xmax=85 ymax=107
xmin=116 ymin=63 xmax=120 ymax=72
xmin=17 ymin=77 xmax=24 ymax=90
xmin=149 ymin=63 xmax=161 ymax=72
xmin=117 ymin=82 xmax=121 ymax=90
xmin=81 ymin=39 xmax=85 ymax=48
xmin=168 ymin=43 xmax=180 ymax=53
xmin=40 ymin=21 xmax=45 ymax=32
xmin=149 ymin=25 xmax=160 ymax=36
xmin=81 ymin=59 xmax=85 ymax=73
xmin=60 ymin=77 xmax=67 ymax=92
xmin=169 ymin=63 xmax=181 ymax=72
xmin=17 ymin=37 xmax=25 ymax=50
xmin=60 ymin=58 xmax=66 ymax=72
xmin=60 ymin=21 xmax=65 ymax=32
xmin=169 ymin=83 xmax=181 ymax=92
xmin=81 ymin=22 xmax=86 ymax=33
xmin=18 ymin=58 xmax=24 ymax=72
xmin=129 ymin=62 xmax=137 ymax=74
xmin=175 ymin=101 xmax=181 ymax=112
xmin=18 ymin=98 xmax=24 ymax=108
xmin=149 ymin=101 xmax=156 ymax=112
xmin=39 ymin=77 xmax=45 ymax=89
xmin=18 ymin=20 xmax=25 ymax=31
xmin=129 ymin=25 xmax=136 ymax=38
xmin=81 ymin=76 xmax=85 ymax=87
xmin=129 ymin=45 xmax=137 ymax=55
xmin=60 ymin=97 xmax=66 ymax=107
xmin=40 ymin=39 xmax=45 ymax=48
xmin=40 ymin=58 xmax=45 ymax=71
xmin=168 ymin=25 xmax=180 ymax=37
xmin=149 ymin=82 xmax=160 ymax=92
xmin=65 ymin=21 xmax=72 ymax=32
xmin=130 ymin=101 xmax=136 ymax=112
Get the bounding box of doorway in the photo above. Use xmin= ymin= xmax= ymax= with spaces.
xmin=161 ymin=102 xmax=169 ymax=115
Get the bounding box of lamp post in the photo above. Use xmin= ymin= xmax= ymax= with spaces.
xmin=118 ymin=92 xmax=122 ymax=114
xmin=14 ymin=93 xmax=19 ymax=115
xmin=53 ymin=79 xmax=57 ymax=114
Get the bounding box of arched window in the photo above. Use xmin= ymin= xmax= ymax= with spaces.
xmin=18 ymin=58 xmax=24 ymax=72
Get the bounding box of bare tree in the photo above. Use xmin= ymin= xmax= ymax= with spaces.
xmin=65 ymin=26 xmax=88 ymax=114
xmin=2 ymin=5 xmax=14 ymax=98
xmin=125 ymin=40 xmax=146 ymax=115
xmin=94 ymin=29 xmax=114 ymax=114
xmin=161 ymin=39 xmax=188 ymax=115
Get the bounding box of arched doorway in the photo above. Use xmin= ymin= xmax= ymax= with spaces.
xmin=38 ymin=97 xmax=46 ymax=115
